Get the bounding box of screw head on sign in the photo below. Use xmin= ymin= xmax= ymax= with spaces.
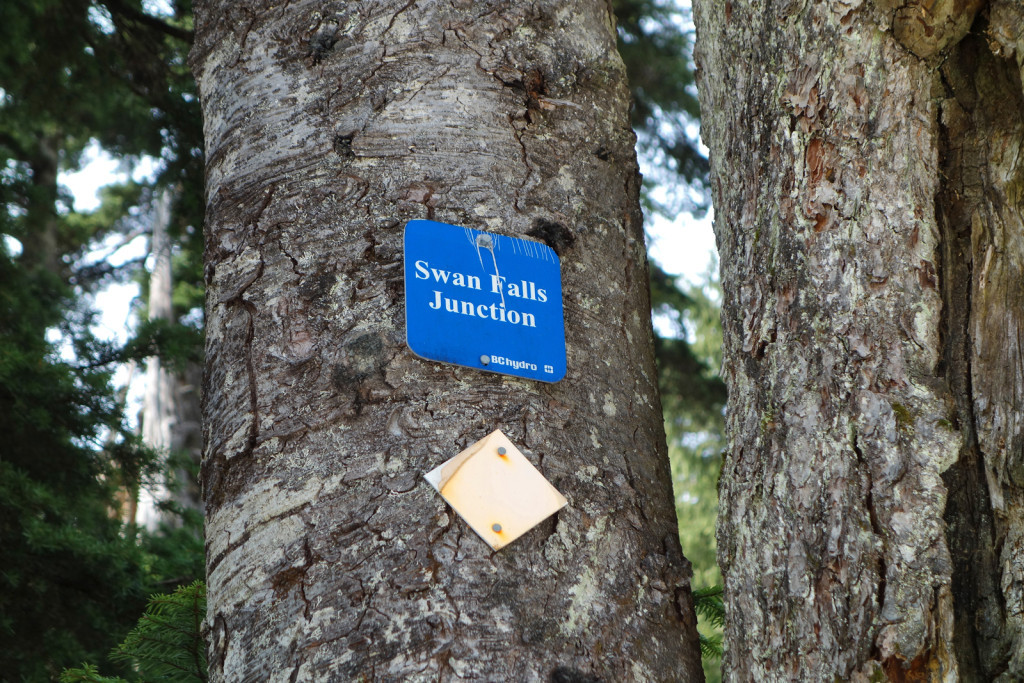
xmin=497 ymin=447 xmax=507 ymax=456
xmin=480 ymin=354 xmax=490 ymax=365
xmin=492 ymin=523 xmax=502 ymax=533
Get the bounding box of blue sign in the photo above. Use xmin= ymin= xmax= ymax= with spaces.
xmin=404 ymin=219 xmax=566 ymax=382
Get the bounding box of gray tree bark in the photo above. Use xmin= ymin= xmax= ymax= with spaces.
xmin=191 ymin=1 xmax=703 ymax=680
xmin=694 ymin=0 xmax=1023 ymax=680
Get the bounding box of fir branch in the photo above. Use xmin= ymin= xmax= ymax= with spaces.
xmin=699 ymin=632 xmax=724 ymax=660
xmin=693 ymin=585 xmax=725 ymax=662
xmin=59 ymin=663 xmax=128 ymax=683
xmin=107 ymin=580 xmax=208 ymax=682
xmin=693 ymin=584 xmax=724 ymax=628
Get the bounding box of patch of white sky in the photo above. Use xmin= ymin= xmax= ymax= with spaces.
xmin=643 ymin=166 xmax=719 ymax=343
xmin=642 ymin=165 xmax=718 ymax=287
xmin=61 ymin=142 xmax=161 ymax=346
xmin=87 ymin=0 xmax=172 ymax=34
xmin=635 ymin=0 xmax=720 ymax=339
xmin=86 ymin=4 xmax=115 ymax=34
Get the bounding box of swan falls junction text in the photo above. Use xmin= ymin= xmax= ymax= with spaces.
xmin=413 ymin=260 xmax=549 ymax=328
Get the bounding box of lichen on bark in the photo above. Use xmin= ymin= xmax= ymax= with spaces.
xmin=695 ymin=0 xmax=1024 ymax=679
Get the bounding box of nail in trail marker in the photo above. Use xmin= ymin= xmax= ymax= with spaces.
xmin=404 ymin=219 xmax=566 ymax=382
xmin=424 ymin=430 xmax=567 ymax=551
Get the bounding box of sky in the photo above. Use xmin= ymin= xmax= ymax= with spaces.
xmin=61 ymin=144 xmax=154 ymax=345
xmin=648 ymin=204 xmax=717 ymax=285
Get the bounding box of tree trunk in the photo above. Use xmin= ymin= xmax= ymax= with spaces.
xmin=21 ymin=135 xmax=62 ymax=281
xmin=694 ymin=0 xmax=1023 ymax=680
xmin=140 ymin=189 xmax=204 ymax=528
xmin=191 ymin=1 xmax=703 ymax=680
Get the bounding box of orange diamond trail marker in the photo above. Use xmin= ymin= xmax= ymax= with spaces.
xmin=424 ymin=429 xmax=567 ymax=551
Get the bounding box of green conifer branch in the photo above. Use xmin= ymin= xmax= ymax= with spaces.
xmin=61 ymin=581 xmax=207 ymax=683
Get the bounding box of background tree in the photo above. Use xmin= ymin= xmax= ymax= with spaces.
xmin=660 ymin=266 xmax=724 ymax=590
xmin=0 ymin=0 xmax=203 ymax=677
xmin=695 ymin=0 xmax=1023 ymax=679
xmin=615 ymin=0 xmax=709 ymax=218
xmin=139 ymin=188 xmax=204 ymax=530
xmin=655 ymin=261 xmax=726 ymax=681
xmin=191 ymin=0 xmax=704 ymax=678
xmin=0 ymin=249 xmax=149 ymax=680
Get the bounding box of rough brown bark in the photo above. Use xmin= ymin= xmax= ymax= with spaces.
xmin=694 ymin=0 xmax=1023 ymax=680
xmin=191 ymin=0 xmax=703 ymax=680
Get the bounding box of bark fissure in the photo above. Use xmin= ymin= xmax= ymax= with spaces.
xmin=935 ymin=39 xmax=1011 ymax=680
